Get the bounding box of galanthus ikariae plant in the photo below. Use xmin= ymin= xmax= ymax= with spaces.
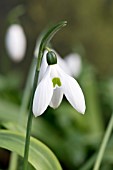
xmin=1 ymin=19 xmax=113 ymax=170
xmin=23 ymin=21 xmax=86 ymax=170
xmin=33 ymin=50 xmax=86 ymax=116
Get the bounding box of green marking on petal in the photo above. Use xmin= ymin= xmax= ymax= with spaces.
xmin=52 ymin=77 xmax=62 ymax=87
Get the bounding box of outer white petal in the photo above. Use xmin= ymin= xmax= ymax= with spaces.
xmin=52 ymin=49 xmax=71 ymax=75
xmin=38 ymin=50 xmax=48 ymax=83
xmin=5 ymin=24 xmax=26 ymax=62
xmin=65 ymin=53 xmax=82 ymax=77
xmin=58 ymin=66 xmax=85 ymax=114
xmin=33 ymin=67 xmax=53 ymax=116
xmin=49 ymin=87 xmax=63 ymax=108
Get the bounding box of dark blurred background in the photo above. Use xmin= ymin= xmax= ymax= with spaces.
xmin=0 ymin=0 xmax=113 ymax=77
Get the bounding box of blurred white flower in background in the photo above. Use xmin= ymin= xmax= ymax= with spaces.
xmin=65 ymin=53 xmax=82 ymax=77
xmin=5 ymin=24 xmax=26 ymax=62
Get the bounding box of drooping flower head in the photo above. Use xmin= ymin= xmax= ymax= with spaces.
xmin=33 ymin=50 xmax=86 ymax=117
xmin=34 ymin=36 xmax=82 ymax=78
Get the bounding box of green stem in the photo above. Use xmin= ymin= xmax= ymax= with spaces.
xmin=79 ymin=154 xmax=96 ymax=170
xmin=23 ymin=21 xmax=67 ymax=170
xmin=93 ymin=113 xmax=113 ymax=170
xmin=23 ymin=70 xmax=39 ymax=170
xmin=8 ymin=58 xmax=36 ymax=170
xmin=8 ymin=153 xmax=18 ymax=170
xmin=19 ymin=57 xmax=37 ymax=126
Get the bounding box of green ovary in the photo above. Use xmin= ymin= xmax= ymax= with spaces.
xmin=52 ymin=77 xmax=62 ymax=87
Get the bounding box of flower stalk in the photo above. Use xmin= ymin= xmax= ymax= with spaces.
xmin=23 ymin=69 xmax=39 ymax=170
xmin=23 ymin=21 xmax=67 ymax=170
xmin=93 ymin=113 xmax=113 ymax=170
xmin=8 ymin=56 xmax=37 ymax=170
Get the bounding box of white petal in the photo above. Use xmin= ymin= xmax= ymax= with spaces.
xmin=65 ymin=53 xmax=82 ymax=77
xmin=59 ymin=68 xmax=85 ymax=114
xmin=49 ymin=87 xmax=63 ymax=108
xmin=38 ymin=50 xmax=48 ymax=83
xmin=50 ymin=64 xmax=59 ymax=78
xmin=52 ymin=49 xmax=71 ymax=75
xmin=33 ymin=67 xmax=53 ymax=116
xmin=5 ymin=24 xmax=26 ymax=62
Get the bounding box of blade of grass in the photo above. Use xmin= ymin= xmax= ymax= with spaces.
xmin=93 ymin=113 xmax=113 ymax=170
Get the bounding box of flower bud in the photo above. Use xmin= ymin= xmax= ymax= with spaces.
xmin=46 ymin=51 xmax=57 ymax=65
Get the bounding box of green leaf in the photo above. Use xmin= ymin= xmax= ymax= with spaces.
xmin=0 ymin=130 xmax=62 ymax=170
xmin=80 ymin=65 xmax=104 ymax=133
xmin=0 ymin=99 xmax=61 ymax=142
xmin=0 ymin=99 xmax=20 ymax=123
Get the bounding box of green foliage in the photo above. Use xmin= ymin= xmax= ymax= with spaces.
xmin=0 ymin=63 xmax=113 ymax=169
xmin=0 ymin=4 xmax=113 ymax=168
xmin=0 ymin=130 xmax=62 ymax=170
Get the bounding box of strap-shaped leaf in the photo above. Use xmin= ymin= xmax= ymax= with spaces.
xmin=0 ymin=130 xmax=62 ymax=170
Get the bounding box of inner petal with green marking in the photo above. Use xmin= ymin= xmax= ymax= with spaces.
xmin=52 ymin=77 xmax=62 ymax=88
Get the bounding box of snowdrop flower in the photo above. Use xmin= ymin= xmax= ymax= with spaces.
xmin=34 ymin=39 xmax=82 ymax=78
xmin=33 ymin=51 xmax=86 ymax=117
xmin=65 ymin=53 xmax=82 ymax=77
xmin=37 ymin=49 xmax=71 ymax=83
xmin=5 ymin=24 xmax=26 ymax=62
xmin=34 ymin=37 xmax=71 ymax=75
